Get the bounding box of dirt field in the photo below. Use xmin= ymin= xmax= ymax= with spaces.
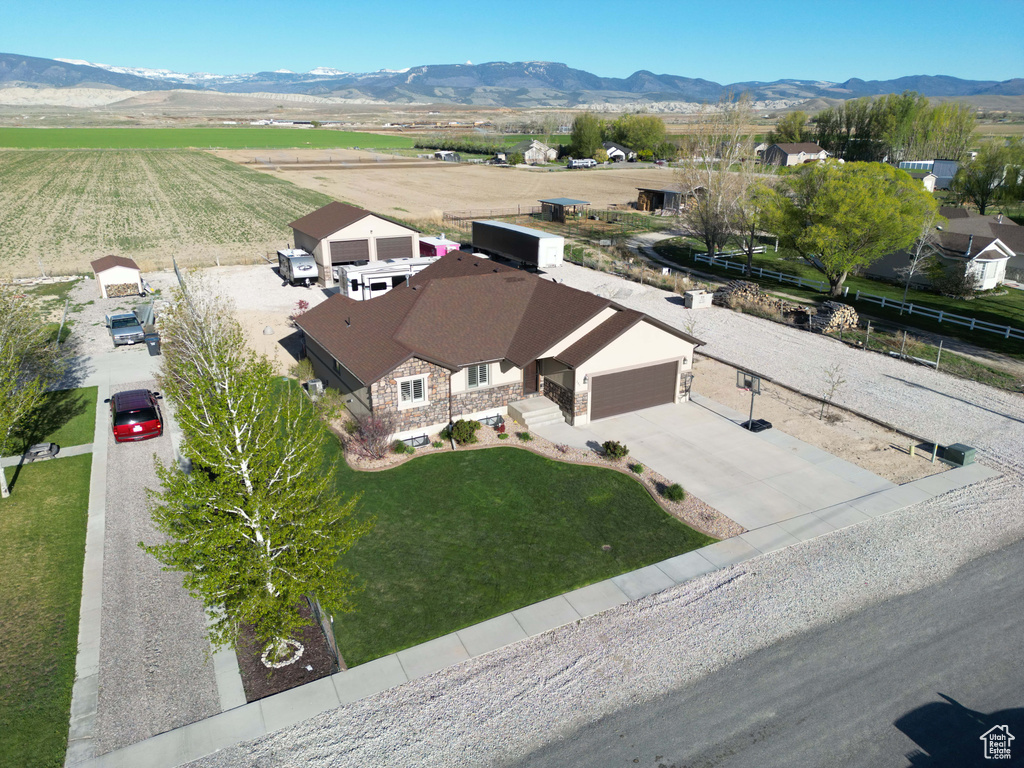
xmin=213 ymin=148 xmax=680 ymax=221
xmin=691 ymin=355 xmax=947 ymax=484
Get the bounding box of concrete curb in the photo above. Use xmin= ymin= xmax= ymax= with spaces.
xmin=64 ymin=384 xmax=109 ymax=767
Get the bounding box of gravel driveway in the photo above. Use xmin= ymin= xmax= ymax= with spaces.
xmin=96 ymin=380 xmax=219 ymax=754
xmin=181 ymin=263 xmax=1024 ymax=768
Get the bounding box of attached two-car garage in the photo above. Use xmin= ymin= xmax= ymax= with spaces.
xmin=589 ymin=361 xmax=678 ymax=421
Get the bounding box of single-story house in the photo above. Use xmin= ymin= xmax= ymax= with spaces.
xmin=90 ymin=255 xmax=143 ymax=299
xmin=295 ymin=252 xmax=704 ymax=440
xmin=539 ymin=198 xmax=589 ymax=223
xmin=497 ymin=139 xmax=558 ymax=165
xmin=762 ymin=142 xmax=828 ymax=166
xmin=602 ymin=142 xmax=637 ymax=162
xmin=289 ymin=202 xmax=421 ymax=288
xmin=866 ymin=231 xmax=1013 ymax=291
xmin=937 ymin=206 xmax=1024 ymax=278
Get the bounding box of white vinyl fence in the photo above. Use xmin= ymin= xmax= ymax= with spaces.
xmin=688 ymin=251 xmax=1024 ymax=342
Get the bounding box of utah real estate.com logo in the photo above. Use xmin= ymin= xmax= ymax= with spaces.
xmin=980 ymin=725 xmax=1014 ymax=760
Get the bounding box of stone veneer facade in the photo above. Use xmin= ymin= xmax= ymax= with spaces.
xmin=370 ymin=358 xmax=451 ymax=434
xmin=543 ymin=378 xmax=587 ymax=424
xmin=371 ymin=358 xmax=529 ymax=434
xmin=451 ymin=381 xmax=524 ymax=420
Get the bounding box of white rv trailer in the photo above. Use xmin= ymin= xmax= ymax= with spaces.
xmin=337 ymin=257 xmax=440 ymax=301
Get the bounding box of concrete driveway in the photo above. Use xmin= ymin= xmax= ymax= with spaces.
xmin=532 ymin=396 xmax=896 ymax=531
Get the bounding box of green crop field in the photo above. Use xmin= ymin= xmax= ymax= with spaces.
xmin=0 ymin=149 xmax=333 ymax=277
xmin=0 ymin=127 xmax=416 ymax=150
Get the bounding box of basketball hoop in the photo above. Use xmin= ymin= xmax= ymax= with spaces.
xmin=736 ymin=370 xmax=762 ymax=430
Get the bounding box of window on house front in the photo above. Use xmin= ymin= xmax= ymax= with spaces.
xmin=400 ymin=376 xmax=427 ymax=405
xmin=467 ymin=363 xmax=489 ymax=389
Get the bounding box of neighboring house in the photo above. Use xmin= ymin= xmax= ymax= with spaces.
xmin=498 ymin=139 xmax=558 ymax=165
xmin=753 ymin=142 xmax=769 ymax=158
xmin=938 ymin=205 xmax=1024 ymax=278
xmin=289 ymin=202 xmax=420 ymax=288
xmin=866 ymin=231 xmax=1013 ymax=291
xmin=907 ymin=171 xmax=938 ymax=193
xmin=602 ymin=141 xmax=637 ymax=162
xmin=90 ymin=255 xmax=143 ymax=299
xmin=899 ymin=159 xmax=959 ymax=189
xmin=295 ymin=252 xmax=703 ymax=440
xmin=762 ymin=142 xmax=828 ymax=166
xmin=434 ymin=150 xmax=460 ymax=162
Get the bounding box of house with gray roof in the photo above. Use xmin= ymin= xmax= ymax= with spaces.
xmin=295 ymin=252 xmax=703 ymax=440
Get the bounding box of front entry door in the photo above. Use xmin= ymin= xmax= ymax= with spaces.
xmin=523 ymin=360 xmax=538 ymax=395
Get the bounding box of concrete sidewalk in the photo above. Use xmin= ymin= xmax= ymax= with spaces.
xmin=73 ymin=450 xmax=999 ymax=768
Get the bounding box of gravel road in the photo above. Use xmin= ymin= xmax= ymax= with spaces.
xmin=96 ymin=381 xmax=219 ymax=754
xmin=181 ymin=265 xmax=1024 ymax=767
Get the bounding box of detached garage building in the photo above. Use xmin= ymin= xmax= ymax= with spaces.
xmin=90 ymin=255 xmax=143 ymax=299
xmin=289 ymin=202 xmax=420 ymax=287
xmin=295 ymin=251 xmax=703 ymax=440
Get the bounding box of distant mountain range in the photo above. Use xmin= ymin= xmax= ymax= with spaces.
xmin=1 ymin=52 xmax=1021 ymax=108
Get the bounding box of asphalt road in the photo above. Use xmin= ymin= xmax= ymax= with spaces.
xmin=512 ymin=537 xmax=1024 ymax=768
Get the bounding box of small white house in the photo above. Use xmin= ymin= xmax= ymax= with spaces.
xmin=602 ymin=142 xmax=637 ymax=162
xmin=90 ymin=255 xmax=143 ymax=299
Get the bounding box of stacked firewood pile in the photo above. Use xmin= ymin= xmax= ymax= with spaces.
xmin=104 ymin=282 xmax=141 ymax=298
xmin=712 ymin=280 xmax=786 ymax=312
xmin=809 ymin=301 xmax=859 ymax=333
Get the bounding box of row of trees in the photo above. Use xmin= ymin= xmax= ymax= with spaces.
xmin=144 ymin=279 xmax=370 ymax=664
xmin=569 ymin=112 xmax=677 ymax=160
xmin=676 ymin=96 xmax=940 ymax=298
xmin=811 ymin=92 xmax=976 ymax=164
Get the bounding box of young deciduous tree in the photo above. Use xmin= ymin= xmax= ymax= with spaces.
xmin=897 ymin=208 xmax=946 ymax=310
xmin=0 ymin=286 xmax=65 ymax=498
xmin=675 ymin=94 xmax=755 ymax=258
xmin=765 ymin=161 xmax=938 ymax=296
xmin=142 ymin=281 xmax=371 ymax=663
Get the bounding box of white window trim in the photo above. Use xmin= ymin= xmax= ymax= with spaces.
xmin=396 ymin=374 xmax=429 ymax=410
xmin=467 ymin=363 xmax=490 ymax=389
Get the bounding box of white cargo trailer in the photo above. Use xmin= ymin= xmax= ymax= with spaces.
xmin=338 ymin=257 xmax=439 ymax=301
xmin=471 ymin=220 xmax=563 ymax=269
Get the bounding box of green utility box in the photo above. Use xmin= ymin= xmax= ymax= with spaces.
xmin=942 ymin=443 xmax=976 ymax=467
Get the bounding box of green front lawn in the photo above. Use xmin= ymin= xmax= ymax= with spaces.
xmin=656 ymin=239 xmax=1024 ymax=358
xmin=10 ymin=387 xmax=97 ymax=456
xmin=0 ymin=455 xmax=91 ymax=768
xmin=329 ymin=445 xmax=713 ymax=667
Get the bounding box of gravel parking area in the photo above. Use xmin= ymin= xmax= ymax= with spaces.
xmin=182 ymin=264 xmax=1024 ymax=768
xmin=96 ymin=380 xmax=219 ymax=754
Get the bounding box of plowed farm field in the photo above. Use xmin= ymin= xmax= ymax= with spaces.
xmin=214 ymin=148 xmax=679 ymax=221
xmin=0 ymin=150 xmax=331 ymax=278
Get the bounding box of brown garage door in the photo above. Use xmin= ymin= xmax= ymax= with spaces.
xmin=375 ymin=236 xmax=413 ymax=260
xmin=330 ymin=239 xmax=369 ymax=264
xmin=590 ymin=361 xmax=677 ymax=421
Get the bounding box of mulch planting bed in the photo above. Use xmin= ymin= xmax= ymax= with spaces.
xmin=235 ymin=600 xmax=342 ymax=703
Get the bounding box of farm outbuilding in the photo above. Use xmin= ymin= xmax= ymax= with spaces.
xmin=289 ymin=202 xmax=421 ymax=288
xmin=90 ymin=255 xmax=143 ymax=299
xmin=539 ymin=198 xmax=590 ymax=223
xmin=636 ymin=188 xmax=682 ymax=213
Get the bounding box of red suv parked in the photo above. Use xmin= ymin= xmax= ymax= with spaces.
xmin=105 ymin=389 xmax=164 ymax=443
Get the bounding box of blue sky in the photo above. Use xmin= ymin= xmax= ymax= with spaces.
xmin=4 ymin=0 xmax=1022 ymax=84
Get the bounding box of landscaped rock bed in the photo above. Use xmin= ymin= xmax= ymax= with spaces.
xmin=333 ymin=415 xmax=744 ymax=541
xmin=234 ymin=600 xmax=340 ymax=703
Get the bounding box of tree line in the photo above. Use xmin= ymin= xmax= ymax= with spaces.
xmin=777 ymin=93 xmax=977 ymax=164
xmin=568 ymin=112 xmax=679 ymax=160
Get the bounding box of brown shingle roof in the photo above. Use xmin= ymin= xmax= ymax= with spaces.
xmin=936 ymin=232 xmax=1005 ymax=260
xmin=90 ymin=255 xmax=140 ymax=274
xmin=295 ymin=252 xmax=704 ymax=385
xmin=935 ymin=208 xmax=1024 ymax=254
xmin=288 ymin=202 xmax=373 ymax=239
xmin=939 ymin=206 xmax=970 ymax=219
